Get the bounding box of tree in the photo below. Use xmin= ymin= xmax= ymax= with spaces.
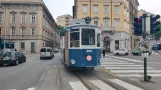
xmin=154 ymin=23 xmax=161 ymax=40
xmin=57 ymin=25 xmax=65 ymax=36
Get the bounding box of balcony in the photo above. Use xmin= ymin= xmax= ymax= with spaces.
xmin=1 ymin=35 xmax=42 ymax=40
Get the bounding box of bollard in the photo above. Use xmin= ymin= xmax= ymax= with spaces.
xmin=144 ymin=57 xmax=147 ymax=81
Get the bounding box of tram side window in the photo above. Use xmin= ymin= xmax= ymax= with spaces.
xmin=97 ymin=33 xmax=100 ymax=47
xmin=70 ymin=31 xmax=80 ymax=47
xmin=82 ymin=28 xmax=95 ymax=45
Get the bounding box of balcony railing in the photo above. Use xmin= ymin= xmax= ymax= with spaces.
xmin=1 ymin=35 xmax=42 ymax=40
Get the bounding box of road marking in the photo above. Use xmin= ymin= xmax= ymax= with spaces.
xmin=101 ymin=62 xmax=134 ymax=64
xmin=69 ymin=81 xmax=88 ymax=90
xmin=116 ymin=74 xmax=143 ymax=77
xmin=106 ymin=55 xmax=143 ymax=62
xmin=102 ymin=61 xmax=128 ymax=63
xmin=8 ymin=89 xmax=16 ymax=90
xmin=90 ymin=80 xmax=116 ymax=90
xmin=111 ymin=70 xmax=161 ymax=73
xmin=105 ymin=67 xmax=153 ymax=70
xmin=27 ymin=88 xmax=35 ymax=90
xmin=109 ymin=79 xmax=143 ymax=90
xmin=101 ymin=65 xmax=143 ymax=67
xmin=148 ymin=74 xmax=161 ymax=77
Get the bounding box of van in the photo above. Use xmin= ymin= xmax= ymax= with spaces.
xmin=40 ymin=47 xmax=54 ymax=60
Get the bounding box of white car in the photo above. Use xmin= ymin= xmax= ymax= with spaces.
xmin=40 ymin=47 xmax=54 ymax=59
xmin=114 ymin=48 xmax=128 ymax=55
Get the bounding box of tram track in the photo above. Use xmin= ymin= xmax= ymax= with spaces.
xmin=74 ymin=70 xmax=119 ymax=90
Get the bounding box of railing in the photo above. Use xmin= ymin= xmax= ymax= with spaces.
xmin=1 ymin=35 xmax=42 ymax=40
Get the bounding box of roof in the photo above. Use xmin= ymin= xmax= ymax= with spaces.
xmin=64 ymin=24 xmax=101 ymax=31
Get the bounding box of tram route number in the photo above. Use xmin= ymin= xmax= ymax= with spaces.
xmin=86 ymin=50 xmax=92 ymax=52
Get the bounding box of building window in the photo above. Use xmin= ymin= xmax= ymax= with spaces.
xmin=11 ymin=27 xmax=16 ymax=35
xmin=11 ymin=14 xmax=16 ymax=23
xmin=82 ymin=4 xmax=88 ymax=13
xmin=104 ymin=19 xmax=109 ymax=27
xmin=94 ymin=20 xmax=98 ymax=25
xmin=124 ymin=8 xmax=126 ymax=16
xmin=93 ymin=5 xmax=98 ymax=13
xmin=0 ymin=13 xmax=2 ymax=23
xmin=21 ymin=14 xmax=26 ymax=23
xmin=21 ymin=42 xmax=25 ymax=49
xmin=114 ymin=19 xmax=120 ymax=28
xmin=114 ymin=6 xmax=119 ymax=14
xmin=104 ymin=5 xmax=108 ymax=14
xmin=115 ymin=40 xmax=119 ymax=49
xmin=30 ymin=14 xmax=36 ymax=24
xmin=31 ymin=28 xmax=36 ymax=36
xmin=124 ymin=20 xmax=126 ymax=29
xmin=21 ymin=28 xmax=25 ymax=37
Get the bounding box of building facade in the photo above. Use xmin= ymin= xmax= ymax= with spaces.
xmin=56 ymin=14 xmax=72 ymax=26
xmin=0 ymin=0 xmax=60 ymax=54
xmin=129 ymin=0 xmax=139 ymax=48
xmin=74 ymin=0 xmax=139 ymax=52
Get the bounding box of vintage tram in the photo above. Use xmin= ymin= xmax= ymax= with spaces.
xmin=60 ymin=18 xmax=102 ymax=70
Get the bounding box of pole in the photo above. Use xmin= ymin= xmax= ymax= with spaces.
xmin=90 ymin=0 xmax=91 ymax=18
xmin=143 ymin=14 xmax=147 ymax=81
xmin=111 ymin=0 xmax=112 ymax=28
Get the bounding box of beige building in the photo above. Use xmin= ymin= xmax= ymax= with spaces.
xmin=0 ymin=0 xmax=60 ymax=54
xmin=56 ymin=14 xmax=72 ymax=26
xmin=74 ymin=0 xmax=139 ymax=52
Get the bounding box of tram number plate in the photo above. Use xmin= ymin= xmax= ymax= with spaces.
xmin=86 ymin=50 xmax=92 ymax=52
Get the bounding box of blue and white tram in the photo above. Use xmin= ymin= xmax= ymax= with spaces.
xmin=60 ymin=22 xmax=102 ymax=70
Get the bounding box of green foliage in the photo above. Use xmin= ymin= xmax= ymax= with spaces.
xmin=57 ymin=25 xmax=65 ymax=36
xmin=154 ymin=23 xmax=161 ymax=40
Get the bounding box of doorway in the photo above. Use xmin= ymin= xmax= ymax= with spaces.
xmin=31 ymin=42 xmax=35 ymax=53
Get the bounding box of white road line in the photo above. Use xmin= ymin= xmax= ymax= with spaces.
xmin=111 ymin=70 xmax=161 ymax=73
xmin=109 ymin=79 xmax=143 ymax=90
xmin=102 ymin=60 xmax=127 ymax=62
xmin=69 ymin=81 xmax=88 ymax=90
xmin=90 ymin=80 xmax=116 ymax=90
xmin=101 ymin=65 xmax=143 ymax=67
xmin=101 ymin=62 xmax=134 ymax=64
xmin=116 ymin=74 xmax=143 ymax=77
xmin=8 ymin=89 xmax=16 ymax=90
xmin=27 ymin=88 xmax=35 ymax=90
xmin=106 ymin=55 xmax=143 ymax=62
xmin=105 ymin=67 xmax=154 ymax=70
xmin=148 ymin=74 xmax=161 ymax=77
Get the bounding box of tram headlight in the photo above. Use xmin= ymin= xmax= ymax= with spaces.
xmin=86 ymin=55 xmax=92 ymax=61
xmin=71 ymin=59 xmax=76 ymax=64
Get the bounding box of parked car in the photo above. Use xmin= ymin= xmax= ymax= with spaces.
xmin=114 ymin=48 xmax=128 ymax=55
xmin=40 ymin=47 xmax=54 ymax=60
xmin=0 ymin=51 xmax=26 ymax=66
xmin=53 ymin=48 xmax=59 ymax=52
xmin=132 ymin=48 xmax=142 ymax=55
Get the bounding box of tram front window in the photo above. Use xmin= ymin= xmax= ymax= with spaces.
xmin=70 ymin=29 xmax=80 ymax=47
xmin=82 ymin=28 xmax=95 ymax=45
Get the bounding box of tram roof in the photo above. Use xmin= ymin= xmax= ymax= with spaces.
xmin=64 ymin=24 xmax=101 ymax=31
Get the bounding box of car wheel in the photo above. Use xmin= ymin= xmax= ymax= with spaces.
xmin=125 ymin=53 xmax=128 ymax=55
xmin=24 ymin=58 xmax=26 ymax=62
xmin=15 ymin=60 xmax=19 ymax=66
xmin=40 ymin=57 xmax=43 ymax=60
xmin=0 ymin=64 xmax=3 ymax=66
xmin=116 ymin=53 xmax=119 ymax=55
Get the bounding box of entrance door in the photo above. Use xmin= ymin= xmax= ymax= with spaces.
xmin=104 ymin=41 xmax=110 ymax=52
xmin=31 ymin=42 xmax=35 ymax=53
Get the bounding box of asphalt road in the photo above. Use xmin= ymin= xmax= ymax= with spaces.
xmin=0 ymin=53 xmax=61 ymax=90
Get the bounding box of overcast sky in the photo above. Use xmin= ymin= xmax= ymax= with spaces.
xmin=43 ymin=0 xmax=161 ymax=19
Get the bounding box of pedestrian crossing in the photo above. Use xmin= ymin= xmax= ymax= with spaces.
xmin=101 ymin=57 xmax=161 ymax=77
xmin=69 ymin=78 xmax=144 ymax=90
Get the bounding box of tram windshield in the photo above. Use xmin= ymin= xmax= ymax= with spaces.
xmin=82 ymin=28 xmax=95 ymax=45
